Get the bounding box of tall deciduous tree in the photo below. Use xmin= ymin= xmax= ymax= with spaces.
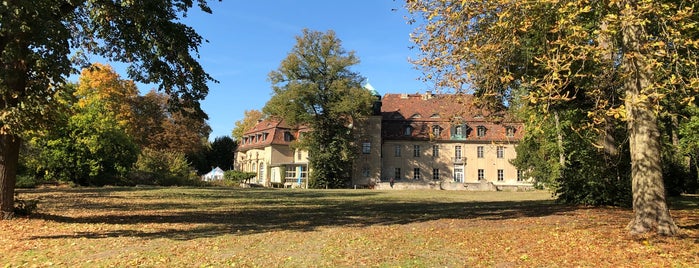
xmin=0 ymin=1 xmax=215 ymax=219
xmin=76 ymin=63 xmax=139 ymax=135
xmin=407 ymin=0 xmax=698 ymax=235
xmin=263 ymin=29 xmax=374 ymax=188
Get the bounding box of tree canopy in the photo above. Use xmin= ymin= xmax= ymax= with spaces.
xmin=1 ymin=0 xmax=216 ymax=219
xmin=263 ymin=29 xmax=374 ymax=188
xmin=407 ymin=0 xmax=698 ymax=235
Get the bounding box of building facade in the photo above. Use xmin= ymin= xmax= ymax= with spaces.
xmin=236 ymin=87 xmax=529 ymax=189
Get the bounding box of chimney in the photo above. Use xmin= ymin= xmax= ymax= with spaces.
xmin=423 ymin=91 xmax=433 ymax=100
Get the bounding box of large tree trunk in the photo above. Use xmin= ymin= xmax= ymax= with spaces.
xmin=0 ymin=134 xmax=21 ymax=220
xmin=621 ymin=1 xmax=679 ymax=235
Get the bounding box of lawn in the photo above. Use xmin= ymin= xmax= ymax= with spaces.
xmin=2 ymin=187 xmax=697 ymax=267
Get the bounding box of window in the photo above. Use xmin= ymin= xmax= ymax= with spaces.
xmin=285 ymin=165 xmax=296 ymax=178
xmin=432 ymin=125 xmax=441 ymax=137
xmin=362 ymin=142 xmax=371 ymax=154
xmin=413 ymin=168 xmax=421 ymax=180
xmin=394 ymin=145 xmax=402 ymax=157
xmin=394 ymin=168 xmax=401 ymax=180
xmin=477 ymin=146 xmax=484 ymax=158
xmin=362 ymin=166 xmax=370 ymax=177
xmin=478 ymin=169 xmax=485 ymax=181
xmin=455 ymin=145 xmax=462 ymax=160
xmin=517 ymin=170 xmax=523 ymax=181
xmin=284 ymin=131 xmax=294 ymax=142
xmin=497 ymin=146 xmax=504 ymax=158
xmin=404 ymin=126 xmax=413 ymax=136
xmin=433 ymin=168 xmax=440 ymax=180
xmin=263 ymin=132 xmax=268 ymax=140
xmin=454 ymin=168 xmax=464 ymax=183
xmin=413 ymin=145 xmax=421 ymax=157
xmin=455 ymin=125 xmax=463 ymax=136
xmin=497 ymin=169 xmax=504 ymax=181
xmin=477 ymin=126 xmax=487 ymax=137
xmin=259 ymin=163 xmax=265 ymax=181
xmin=300 ymin=166 xmax=307 ymax=179
xmin=506 ymin=126 xmax=516 ymax=137
xmin=432 ymin=145 xmax=439 ymax=158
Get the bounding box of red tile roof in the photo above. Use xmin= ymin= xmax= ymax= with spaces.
xmin=238 ymin=93 xmax=524 ymax=150
xmin=381 ymin=93 xmax=523 ymax=142
xmin=238 ymin=118 xmax=301 ymax=150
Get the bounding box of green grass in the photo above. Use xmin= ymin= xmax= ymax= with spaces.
xmin=2 ymin=187 xmax=697 ymax=267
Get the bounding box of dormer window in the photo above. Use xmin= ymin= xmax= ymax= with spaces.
xmin=284 ymin=131 xmax=294 ymax=142
xmin=404 ymin=126 xmax=413 ymax=136
xmin=263 ymin=132 xmax=268 ymax=140
xmin=432 ymin=125 xmax=441 ymax=137
xmin=477 ymin=126 xmax=487 ymax=137
xmin=506 ymin=126 xmax=516 ymax=137
xmin=411 ymin=113 xmax=422 ymax=119
xmin=455 ymin=126 xmax=463 ymax=136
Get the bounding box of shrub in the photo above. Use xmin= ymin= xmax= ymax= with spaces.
xmin=131 ymin=148 xmax=197 ymax=186
xmin=15 ymin=175 xmax=38 ymax=188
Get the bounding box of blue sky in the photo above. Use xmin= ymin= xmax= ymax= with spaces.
xmin=103 ymin=1 xmax=430 ymax=140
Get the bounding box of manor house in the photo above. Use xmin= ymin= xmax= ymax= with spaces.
xmin=235 ymin=84 xmax=529 ymax=190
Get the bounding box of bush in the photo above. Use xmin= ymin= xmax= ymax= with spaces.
xmin=15 ymin=175 xmax=39 ymax=188
xmin=131 ymin=148 xmax=198 ymax=186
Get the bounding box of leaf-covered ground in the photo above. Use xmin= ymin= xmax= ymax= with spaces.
xmin=2 ymin=187 xmax=697 ymax=267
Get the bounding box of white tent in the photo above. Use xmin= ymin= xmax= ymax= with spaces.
xmin=202 ymin=167 xmax=225 ymax=181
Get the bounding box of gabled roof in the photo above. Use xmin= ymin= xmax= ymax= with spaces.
xmin=238 ymin=118 xmax=306 ymax=150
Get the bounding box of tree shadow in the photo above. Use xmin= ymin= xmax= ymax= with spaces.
xmin=25 ymin=188 xmax=584 ymax=241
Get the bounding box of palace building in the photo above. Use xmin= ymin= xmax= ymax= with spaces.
xmin=235 ymin=84 xmax=530 ymax=190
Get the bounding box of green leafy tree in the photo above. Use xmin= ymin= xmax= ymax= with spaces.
xmin=679 ymin=105 xmax=699 ymax=193
xmin=208 ymin=136 xmax=237 ymax=170
xmin=0 ymin=1 xmax=215 ymax=219
xmin=407 ymin=0 xmax=698 ymax=235
xmin=263 ymin=29 xmax=374 ymax=188
xmin=37 ymin=101 xmax=138 ymax=186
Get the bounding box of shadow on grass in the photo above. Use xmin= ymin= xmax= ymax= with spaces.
xmin=25 ymin=187 xmax=579 ymax=241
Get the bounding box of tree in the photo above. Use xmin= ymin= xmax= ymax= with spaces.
xmin=40 ymin=101 xmax=139 ymax=185
xmin=263 ymin=29 xmax=374 ymax=188
xmin=232 ymin=109 xmax=264 ymax=140
xmin=0 ymin=1 xmax=215 ymax=219
xmin=150 ymin=107 xmax=211 ymax=154
xmin=130 ymin=90 xmax=168 ymax=149
xmin=406 ymin=0 xmax=698 ymax=235
xmin=208 ymin=136 xmax=237 ymax=170
xmin=76 ymin=63 xmax=139 ymax=130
